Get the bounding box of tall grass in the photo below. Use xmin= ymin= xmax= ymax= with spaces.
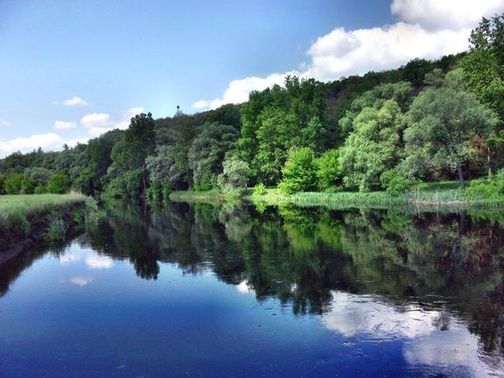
xmin=0 ymin=194 xmax=89 ymax=220
xmin=0 ymin=194 xmax=93 ymax=251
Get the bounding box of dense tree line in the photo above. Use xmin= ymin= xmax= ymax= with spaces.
xmin=1 ymin=16 xmax=503 ymax=199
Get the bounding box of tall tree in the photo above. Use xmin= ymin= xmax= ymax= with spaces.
xmin=403 ymin=84 xmax=499 ymax=187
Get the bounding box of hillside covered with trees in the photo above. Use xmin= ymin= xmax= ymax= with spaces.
xmin=1 ymin=16 xmax=504 ymax=203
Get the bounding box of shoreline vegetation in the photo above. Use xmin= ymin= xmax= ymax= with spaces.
xmin=0 ymin=194 xmax=96 ymax=255
xmin=169 ymin=179 xmax=504 ymax=210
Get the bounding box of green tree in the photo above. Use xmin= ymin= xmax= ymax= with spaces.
xmin=188 ymin=123 xmax=239 ymax=190
xmin=339 ymin=99 xmax=405 ymax=191
xmin=217 ymin=155 xmax=250 ymax=193
xmin=4 ymin=173 xmax=24 ymax=194
xmin=47 ymin=172 xmax=70 ymax=194
xmin=403 ymin=85 xmax=499 ymax=187
xmin=106 ymin=113 xmax=156 ymax=198
xmin=279 ymin=147 xmax=318 ymax=194
xmin=316 ymin=148 xmax=341 ymax=190
xmin=460 ymin=14 xmax=504 ymax=177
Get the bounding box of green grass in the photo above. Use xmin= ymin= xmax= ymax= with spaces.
xmin=0 ymin=193 xmax=94 ymax=251
xmin=0 ymin=193 xmax=90 ymax=220
xmin=166 ymin=178 xmax=504 ymax=210
xmin=169 ymin=190 xmax=242 ymax=204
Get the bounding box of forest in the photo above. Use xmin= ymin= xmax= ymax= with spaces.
xmin=1 ymin=16 xmax=504 ymax=203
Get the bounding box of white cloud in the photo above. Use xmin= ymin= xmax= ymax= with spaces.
xmin=193 ymin=100 xmax=210 ymax=110
xmin=62 ymin=96 xmax=88 ymax=107
xmin=0 ymin=119 xmax=10 ymax=127
xmin=236 ymin=280 xmax=255 ymax=295
xmin=80 ymin=107 xmax=144 ymax=136
xmin=304 ymin=23 xmax=468 ymax=81
xmin=53 ymin=120 xmax=77 ymax=130
xmin=80 ymin=112 xmax=110 ymax=129
xmin=0 ymin=132 xmax=64 ymax=157
xmin=322 ymin=291 xmax=503 ymax=375
xmin=391 ymin=0 xmax=504 ymax=31
xmin=86 ymin=255 xmax=114 ymax=269
xmin=69 ymin=276 xmax=93 ymax=287
xmin=59 ymin=253 xmax=82 ymax=265
xmin=193 ymin=71 xmax=299 ymax=110
xmin=194 ymin=0 xmax=504 ymax=110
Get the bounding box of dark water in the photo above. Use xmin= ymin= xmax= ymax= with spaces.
xmin=1 ymin=202 xmax=504 ymax=377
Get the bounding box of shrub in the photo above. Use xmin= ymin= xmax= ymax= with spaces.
xmin=34 ymin=185 xmax=48 ymax=194
xmin=4 ymin=173 xmax=24 ymax=194
xmin=381 ymin=169 xmax=415 ymax=196
xmin=47 ymin=172 xmax=70 ymax=194
xmin=0 ymin=173 xmax=5 ymax=194
xmin=278 ymin=147 xmax=318 ymax=194
xmin=316 ymin=148 xmax=341 ymax=190
xmin=467 ymin=170 xmax=504 ymax=200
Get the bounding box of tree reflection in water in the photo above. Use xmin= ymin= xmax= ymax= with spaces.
xmin=2 ymin=201 xmax=504 ymax=360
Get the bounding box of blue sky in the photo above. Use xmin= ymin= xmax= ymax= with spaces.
xmin=0 ymin=0 xmax=503 ymax=156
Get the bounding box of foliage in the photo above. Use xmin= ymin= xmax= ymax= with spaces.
xmin=188 ymin=122 xmax=239 ymax=190
xmin=217 ymin=155 xmax=250 ymax=193
xmin=340 ymin=99 xmax=405 ymax=191
xmin=45 ymin=215 xmax=68 ymax=241
xmin=380 ymin=169 xmax=415 ymax=196
xmin=403 ymin=75 xmax=499 ymax=187
xmin=467 ymin=170 xmax=504 ymax=199
xmin=279 ymin=147 xmax=318 ymax=194
xmin=253 ymin=183 xmax=267 ymax=196
xmin=4 ymin=173 xmax=23 ymax=194
xmin=47 ymin=172 xmax=70 ymax=194
xmin=316 ymin=148 xmax=341 ymax=190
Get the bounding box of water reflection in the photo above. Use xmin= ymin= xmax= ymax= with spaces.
xmin=1 ymin=201 xmax=504 ymax=376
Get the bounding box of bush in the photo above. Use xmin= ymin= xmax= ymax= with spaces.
xmin=467 ymin=170 xmax=504 ymax=200
xmin=381 ymin=170 xmax=415 ymax=196
xmin=217 ymin=156 xmax=250 ymax=193
xmin=253 ymin=183 xmax=267 ymax=196
xmin=4 ymin=173 xmax=24 ymax=194
xmin=0 ymin=173 xmax=5 ymax=194
xmin=316 ymin=148 xmax=341 ymax=190
xmin=34 ymin=185 xmax=48 ymax=194
xmin=279 ymin=147 xmax=318 ymax=194
xmin=47 ymin=172 xmax=70 ymax=194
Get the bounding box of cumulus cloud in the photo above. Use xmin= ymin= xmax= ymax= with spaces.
xmin=193 ymin=0 xmax=504 ymax=110
xmin=391 ymin=0 xmax=504 ymax=31
xmin=53 ymin=120 xmax=77 ymax=130
xmin=61 ymin=96 xmax=88 ymax=106
xmin=86 ymin=255 xmax=114 ymax=269
xmin=0 ymin=132 xmax=64 ymax=157
xmin=80 ymin=112 xmax=110 ymax=128
xmin=304 ymin=22 xmax=468 ymax=81
xmin=80 ymin=107 xmax=144 ymax=136
xmin=322 ymin=291 xmax=502 ymax=375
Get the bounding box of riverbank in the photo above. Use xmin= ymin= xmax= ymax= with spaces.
xmin=0 ymin=194 xmax=95 ymax=253
xmin=169 ymin=180 xmax=504 ymax=210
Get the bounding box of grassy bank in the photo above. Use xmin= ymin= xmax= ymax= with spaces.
xmin=169 ymin=190 xmax=242 ymax=204
xmin=169 ymin=179 xmax=504 ymax=210
xmin=0 ymin=194 xmax=95 ymax=253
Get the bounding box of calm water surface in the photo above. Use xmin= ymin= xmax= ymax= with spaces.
xmin=1 ymin=203 xmax=504 ymax=377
